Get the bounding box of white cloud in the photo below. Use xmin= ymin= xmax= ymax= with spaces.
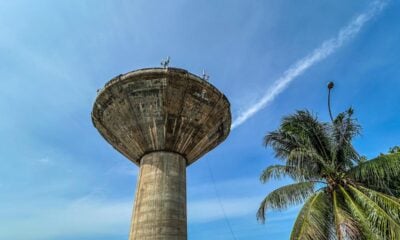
xmin=231 ymin=0 xmax=388 ymax=129
xmin=36 ymin=157 xmax=53 ymax=165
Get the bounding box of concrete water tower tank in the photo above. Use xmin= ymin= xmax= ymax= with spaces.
xmin=92 ymin=67 xmax=231 ymax=239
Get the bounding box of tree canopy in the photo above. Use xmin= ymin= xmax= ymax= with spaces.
xmin=258 ymin=109 xmax=400 ymax=240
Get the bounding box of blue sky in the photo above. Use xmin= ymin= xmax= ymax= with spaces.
xmin=1 ymin=0 xmax=399 ymax=239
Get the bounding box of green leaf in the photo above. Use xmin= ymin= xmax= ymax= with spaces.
xmin=358 ymin=186 xmax=400 ymax=224
xmin=287 ymin=147 xmax=326 ymax=174
xmin=257 ymin=182 xmax=315 ymax=223
xmin=339 ymin=185 xmax=379 ymax=240
xmin=331 ymin=108 xmax=361 ymax=168
xmin=260 ymin=165 xmax=300 ymax=183
xmin=333 ymin=190 xmax=362 ymax=240
xmin=347 ymin=153 xmax=400 ymax=195
xmin=290 ymin=191 xmax=333 ymax=240
xmin=260 ymin=164 xmax=323 ymax=183
xmin=348 ymin=185 xmax=400 ymax=240
xmin=264 ymin=110 xmax=332 ymax=165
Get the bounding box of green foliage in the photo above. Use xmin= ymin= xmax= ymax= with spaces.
xmin=332 ymin=190 xmax=361 ymax=240
xmin=347 ymin=153 xmax=400 ymax=196
xmin=290 ymin=192 xmax=333 ymax=240
xmin=260 ymin=165 xmax=299 ymax=183
xmin=339 ymin=186 xmax=379 ymax=239
xmin=348 ymin=186 xmax=400 ymax=239
xmin=257 ymin=182 xmax=315 ymax=223
xmin=259 ymin=110 xmax=400 ymax=240
xmin=389 ymin=146 xmax=400 ymax=154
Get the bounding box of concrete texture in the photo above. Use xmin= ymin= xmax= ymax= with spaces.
xmin=92 ymin=67 xmax=231 ymax=239
xmin=91 ymin=68 xmax=231 ymax=166
xmin=129 ymin=152 xmax=186 ymax=240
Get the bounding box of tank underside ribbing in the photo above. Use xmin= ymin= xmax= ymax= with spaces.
xmin=91 ymin=68 xmax=231 ymax=166
xmin=130 ymin=152 xmax=187 ymax=240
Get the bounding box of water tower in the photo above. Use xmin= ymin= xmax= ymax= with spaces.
xmin=91 ymin=67 xmax=231 ymax=239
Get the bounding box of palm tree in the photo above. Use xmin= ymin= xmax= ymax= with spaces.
xmin=257 ymin=108 xmax=400 ymax=240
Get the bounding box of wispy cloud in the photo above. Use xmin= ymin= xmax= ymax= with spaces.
xmin=232 ymin=0 xmax=388 ymax=129
xmin=36 ymin=157 xmax=53 ymax=165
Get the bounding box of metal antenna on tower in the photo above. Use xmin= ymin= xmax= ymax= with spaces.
xmin=202 ymin=69 xmax=209 ymax=81
xmin=161 ymin=56 xmax=170 ymax=69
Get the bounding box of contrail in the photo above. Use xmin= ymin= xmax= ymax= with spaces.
xmin=231 ymin=0 xmax=388 ymax=129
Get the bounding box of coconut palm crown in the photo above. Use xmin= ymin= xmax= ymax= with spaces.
xmin=257 ymin=108 xmax=400 ymax=240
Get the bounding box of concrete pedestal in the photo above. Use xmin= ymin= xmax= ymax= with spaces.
xmin=129 ymin=152 xmax=187 ymax=240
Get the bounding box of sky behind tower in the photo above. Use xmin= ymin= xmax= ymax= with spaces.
xmin=1 ymin=1 xmax=400 ymax=239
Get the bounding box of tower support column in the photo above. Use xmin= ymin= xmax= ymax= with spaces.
xmin=129 ymin=151 xmax=187 ymax=240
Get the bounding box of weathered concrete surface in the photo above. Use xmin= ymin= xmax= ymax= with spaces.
xmin=92 ymin=67 xmax=231 ymax=240
xmin=91 ymin=67 xmax=231 ymax=166
xmin=129 ymin=152 xmax=186 ymax=240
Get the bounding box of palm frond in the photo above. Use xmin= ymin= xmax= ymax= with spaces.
xmin=339 ymin=185 xmax=379 ymax=240
xmin=265 ymin=110 xmax=332 ymax=165
xmin=348 ymin=185 xmax=400 ymax=240
xmin=257 ymin=182 xmax=315 ymax=223
xmin=290 ymin=191 xmax=333 ymax=240
xmin=333 ymin=190 xmax=361 ymax=240
xmin=260 ymin=165 xmax=303 ymax=183
xmin=331 ymin=108 xmax=361 ymax=169
xmin=287 ymin=147 xmax=327 ymax=177
xmin=347 ymin=153 xmax=400 ymax=194
xmin=358 ymin=186 xmax=400 ymax=224
xmin=332 ymin=108 xmax=361 ymax=145
xmin=264 ymin=130 xmax=302 ymax=160
xmin=282 ymin=110 xmax=332 ymax=161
